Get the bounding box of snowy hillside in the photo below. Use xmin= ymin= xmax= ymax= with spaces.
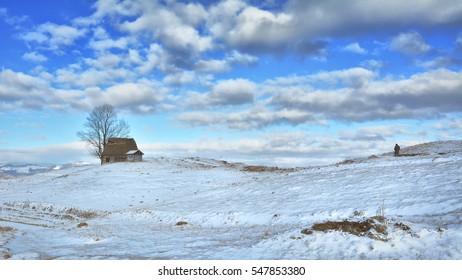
xmin=0 ymin=141 xmax=461 ymax=259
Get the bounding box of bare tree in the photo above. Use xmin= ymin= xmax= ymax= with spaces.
xmin=77 ymin=104 xmax=130 ymax=163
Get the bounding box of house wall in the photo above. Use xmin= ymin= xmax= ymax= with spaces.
xmin=127 ymin=154 xmax=143 ymax=162
xmin=134 ymin=154 xmax=142 ymax=162
xmin=102 ymin=154 xmax=142 ymax=164
xmin=102 ymin=156 xmax=115 ymax=165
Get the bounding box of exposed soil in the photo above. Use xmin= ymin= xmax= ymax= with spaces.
xmin=243 ymin=165 xmax=298 ymax=173
xmin=301 ymin=216 xmax=415 ymax=242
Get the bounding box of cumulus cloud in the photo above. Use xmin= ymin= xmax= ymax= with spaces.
xmin=419 ymin=56 xmax=462 ymax=68
xmin=360 ymin=59 xmax=384 ymax=69
xmin=116 ymin=1 xmax=213 ymax=70
xmin=0 ymin=68 xmax=168 ymax=114
xmin=212 ymin=5 xmax=294 ymax=52
xmin=204 ymin=0 xmax=462 ymax=54
xmin=338 ymin=125 xmax=403 ymax=142
xmin=175 ymin=67 xmax=462 ymax=129
xmin=4 ymin=0 xmax=462 ymax=122
xmin=3 ymin=59 xmax=462 ymax=127
xmin=0 ymin=7 xmax=29 ymax=27
xmin=175 ymin=106 xmax=315 ymax=130
xmin=225 ymin=107 xmax=315 ymax=130
xmin=194 ymin=51 xmax=258 ymax=73
xmin=270 ymin=68 xmax=462 ymax=122
xmin=456 ymin=33 xmax=462 ymax=52
xmin=343 ymin=42 xmax=367 ymax=54
xmin=285 ymin=0 xmax=462 ymax=36
xmin=186 ymin=78 xmax=257 ymax=108
xmin=21 ymin=22 xmax=87 ymax=51
xmin=0 ymin=69 xmax=51 ymax=108
xmin=22 ymin=52 xmax=48 ymax=63
xmin=390 ymin=30 xmax=431 ymax=55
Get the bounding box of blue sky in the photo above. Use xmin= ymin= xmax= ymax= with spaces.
xmin=1 ymin=0 xmax=461 ymax=166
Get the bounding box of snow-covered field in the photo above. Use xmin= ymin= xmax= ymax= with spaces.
xmin=1 ymin=141 xmax=461 ymax=260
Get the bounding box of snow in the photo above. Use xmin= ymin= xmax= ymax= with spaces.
xmin=1 ymin=141 xmax=461 ymax=259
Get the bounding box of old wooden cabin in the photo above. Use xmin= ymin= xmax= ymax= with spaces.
xmin=101 ymin=138 xmax=144 ymax=165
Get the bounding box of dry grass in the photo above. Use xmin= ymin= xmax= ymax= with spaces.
xmin=336 ymin=159 xmax=356 ymax=165
xmin=394 ymin=222 xmax=411 ymax=232
xmin=301 ymin=216 xmax=413 ymax=242
xmin=243 ymin=165 xmax=297 ymax=173
xmin=311 ymin=220 xmax=377 ymax=237
xmin=77 ymin=222 xmax=88 ymax=228
xmin=0 ymin=226 xmax=14 ymax=233
xmin=175 ymin=221 xmax=188 ymax=226
xmin=65 ymin=208 xmax=99 ymax=219
xmin=301 ymin=216 xmax=416 ymax=242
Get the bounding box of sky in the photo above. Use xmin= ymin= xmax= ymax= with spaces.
xmin=0 ymin=0 xmax=461 ymax=166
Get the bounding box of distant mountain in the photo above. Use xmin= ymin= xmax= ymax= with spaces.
xmin=0 ymin=162 xmax=92 ymax=178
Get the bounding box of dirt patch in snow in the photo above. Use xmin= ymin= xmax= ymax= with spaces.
xmin=0 ymin=226 xmax=14 ymax=233
xmin=302 ymin=216 xmax=415 ymax=242
xmin=243 ymin=165 xmax=298 ymax=173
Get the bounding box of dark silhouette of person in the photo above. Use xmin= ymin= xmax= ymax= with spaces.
xmin=394 ymin=143 xmax=400 ymax=156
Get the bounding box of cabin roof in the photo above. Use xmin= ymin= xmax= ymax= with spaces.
xmin=102 ymin=138 xmax=140 ymax=157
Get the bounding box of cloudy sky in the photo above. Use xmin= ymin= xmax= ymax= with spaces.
xmin=1 ymin=0 xmax=461 ymax=166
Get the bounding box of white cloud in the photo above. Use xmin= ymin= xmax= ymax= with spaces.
xmin=307 ymin=67 xmax=376 ymax=88
xmin=88 ymin=36 xmax=130 ymax=51
xmin=22 ymin=52 xmax=48 ymax=63
xmin=209 ymin=2 xmax=294 ymax=52
xmin=0 ymin=7 xmax=29 ymax=27
xmin=419 ymin=56 xmax=462 ymax=68
xmin=390 ymin=30 xmax=431 ymax=55
xmin=163 ymin=71 xmax=197 ymax=86
xmin=360 ymin=59 xmax=384 ymax=69
xmin=176 ymin=106 xmax=315 ymax=130
xmin=343 ymin=42 xmax=367 ymax=54
xmin=211 ymin=79 xmax=257 ymax=105
xmin=171 ymin=1 xmax=208 ymax=27
xmin=205 ymin=0 xmax=462 ymax=54
xmin=271 ymin=68 xmax=462 ymax=122
xmin=0 ymin=67 xmax=169 ymax=114
xmin=54 ymin=66 xmax=130 ymax=88
xmin=21 ymin=31 xmax=48 ymax=44
xmin=0 ymin=69 xmax=51 ymax=104
xmin=194 ymin=51 xmax=258 ymax=73
xmin=226 ymin=50 xmax=258 ymax=66
xmin=119 ymin=2 xmax=213 ymax=54
xmin=21 ymin=22 xmax=87 ymax=51
xmin=225 ymin=107 xmax=315 ymax=130
xmin=456 ymin=33 xmax=462 ymax=52
xmin=53 ymin=52 xmax=139 ymax=88
xmin=186 ymin=78 xmax=257 ymax=107
xmin=0 ymin=141 xmax=95 ymax=164
xmin=176 ymin=67 xmax=462 ymax=129
xmin=195 ymin=59 xmax=231 ymax=73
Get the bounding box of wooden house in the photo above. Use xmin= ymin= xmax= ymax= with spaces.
xmin=101 ymin=138 xmax=144 ymax=164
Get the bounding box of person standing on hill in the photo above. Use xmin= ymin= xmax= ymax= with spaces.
xmin=394 ymin=143 xmax=400 ymax=156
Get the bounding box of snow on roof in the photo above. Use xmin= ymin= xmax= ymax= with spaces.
xmin=125 ymin=150 xmax=143 ymax=155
